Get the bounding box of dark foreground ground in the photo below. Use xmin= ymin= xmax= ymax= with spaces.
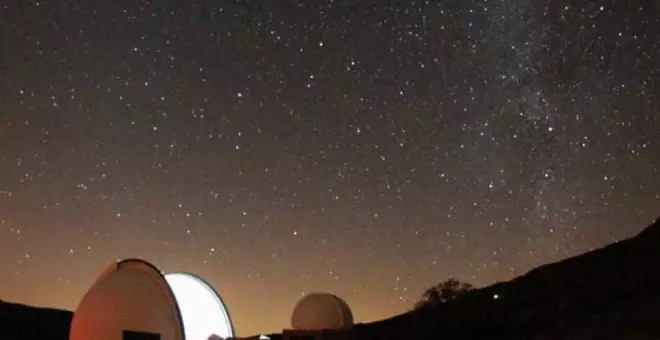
xmin=354 ymin=216 xmax=660 ymax=340
xmin=2 ymin=216 xmax=660 ymax=340
xmin=0 ymin=300 xmax=72 ymax=340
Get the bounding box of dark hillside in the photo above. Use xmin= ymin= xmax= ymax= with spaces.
xmin=2 ymin=217 xmax=660 ymax=339
xmin=0 ymin=300 xmax=72 ymax=340
xmin=358 ymin=216 xmax=660 ymax=339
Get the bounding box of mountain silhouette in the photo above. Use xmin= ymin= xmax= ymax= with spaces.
xmin=0 ymin=300 xmax=72 ymax=340
xmin=353 ymin=216 xmax=660 ymax=340
xmin=1 ymin=216 xmax=659 ymax=339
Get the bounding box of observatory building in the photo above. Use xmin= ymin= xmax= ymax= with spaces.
xmin=290 ymin=293 xmax=354 ymax=330
xmin=70 ymin=258 xmax=357 ymax=340
xmin=280 ymin=292 xmax=355 ymax=340
xmin=69 ymin=258 xmax=235 ymax=340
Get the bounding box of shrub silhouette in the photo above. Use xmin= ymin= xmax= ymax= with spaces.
xmin=414 ymin=278 xmax=475 ymax=309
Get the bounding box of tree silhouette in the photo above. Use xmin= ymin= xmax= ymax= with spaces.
xmin=414 ymin=278 xmax=474 ymax=309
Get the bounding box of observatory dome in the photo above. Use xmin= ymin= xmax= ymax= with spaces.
xmin=291 ymin=293 xmax=354 ymax=330
xmin=165 ymin=273 xmax=235 ymax=340
xmin=69 ymin=259 xmax=234 ymax=340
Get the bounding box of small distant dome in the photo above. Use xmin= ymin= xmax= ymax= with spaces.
xmin=291 ymin=293 xmax=354 ymax=330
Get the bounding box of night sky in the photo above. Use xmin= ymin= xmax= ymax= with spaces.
xmin=1 ymin=0 xmax=659 ymax=335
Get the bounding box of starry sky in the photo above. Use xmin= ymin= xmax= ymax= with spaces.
xmin=1 ymin=0 xmax=659 ymax=336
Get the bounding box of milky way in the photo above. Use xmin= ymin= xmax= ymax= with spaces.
xmin=1 ymin=0 xmax=658 ymax=335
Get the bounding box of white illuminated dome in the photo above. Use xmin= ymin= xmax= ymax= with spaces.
xmin=291 ymin=293 xmax=354 ymax=330
xmin=165 ymin=273 xmax=235 ymax=340
xmin=69 ymin=259 xmax=235 ymax=340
